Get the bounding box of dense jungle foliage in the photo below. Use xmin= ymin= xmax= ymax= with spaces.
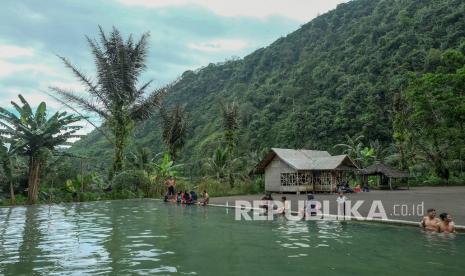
xmin=2 ymin=0 xmax=465 ymax=204
xmin=71 ymin=0 xmax=465 ymax=180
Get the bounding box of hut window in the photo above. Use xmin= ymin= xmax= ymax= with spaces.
xmin=298 ymin=172 xmax=312 ymax=185
xmin=280 ymin=173 xmax=297 ymax=186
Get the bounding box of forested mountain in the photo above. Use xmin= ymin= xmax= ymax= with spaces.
xmin=70 ymin=0 xmax=465 ymax=176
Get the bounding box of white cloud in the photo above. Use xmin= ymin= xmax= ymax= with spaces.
xmin=0 ymin=44 xmax=58 ymax=77
xmin=188 ymin=39 xmax=248 ymax=53
xmin=0 ymin=44 xmax=35 ymax=59
xmin=0 ymin=59 xmax=59 ymax=78
xmin=117 ymin=0 xmax=349 ymax=22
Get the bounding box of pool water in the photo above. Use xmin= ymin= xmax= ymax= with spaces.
xmin=0 ymin=200 xmax=464 ymax=275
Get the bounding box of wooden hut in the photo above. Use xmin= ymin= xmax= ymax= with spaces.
xmin=254 ymin=148 xmax=358 ymax=193
xmin=358 ymin=163 xmax=410 ymax=190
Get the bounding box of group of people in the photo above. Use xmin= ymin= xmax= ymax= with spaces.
xmin=420 ymin=208 xmax=456 ymax=233
xmin=338 ymin=181 xmax=369 ymax=193
xmin=163 ymin=177 xmax=210 ymax=206
xmin=261 ymin=192 xmax=341 ymax=217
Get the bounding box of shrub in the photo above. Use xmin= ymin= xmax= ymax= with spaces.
xmin=112 ymin=170 xmax=150 ymax=193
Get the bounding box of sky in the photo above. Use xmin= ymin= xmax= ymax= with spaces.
xmin=0 ymin=0 xmax=348 ymax=134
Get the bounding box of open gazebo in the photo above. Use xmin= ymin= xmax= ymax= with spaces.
xmin=358 ymin=163 xmax=410 ymax=190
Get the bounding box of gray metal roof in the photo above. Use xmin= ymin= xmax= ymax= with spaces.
xmin=254 ymin=148 xmax=358 ymax=173
xmin=271 ymin=148 xmax=331 ymax=170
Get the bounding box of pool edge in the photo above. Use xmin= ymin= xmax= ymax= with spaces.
xmin=206 ymin=203 xmax=465 ymax=233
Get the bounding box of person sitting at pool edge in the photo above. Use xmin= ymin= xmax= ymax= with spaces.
xmin=189 ymin=191 xmax=198 ymax=204
xmin=200 ymin=190 xmax=209 ymax=206
xmin=182 ymin=190 xmax=190 ymax=204
xmin=419 ymin=208 xmax=440 ymax=231
xmin=438 ymin=213 xmax=456 ymax=233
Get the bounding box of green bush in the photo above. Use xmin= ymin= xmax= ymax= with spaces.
xmin=448 ymin=174 xmax=465 ymax=185
xmin=112 ymin=170 xmax=150 ymax=193
xmin=195 ymin=176 xmax=263 ymax=197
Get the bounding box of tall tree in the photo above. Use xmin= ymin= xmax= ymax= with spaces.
xmin=220 ymin=101 xmax=239 ymax=156
xmin=220 ymin=101 xmax=239 ymax=187
xmin=0 ymin=95 xmax=82 ymax=204
xmin=51 ymin=26 xmax=172 ymax=177
xmin=159 ymin=104 xmax=188 ymax=161
xmin=399 ymin=50 xmax=465 ymax=179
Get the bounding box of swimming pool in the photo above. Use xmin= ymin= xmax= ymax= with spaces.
xmin=0 ymin=199 xmax=464 ymax=275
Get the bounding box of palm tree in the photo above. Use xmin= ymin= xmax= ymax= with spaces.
xmin=219 ymin=101 xmax=239 ymax=187
xmin=220 ymin=101 xmax=239 ymax=155
xmin=51 ymin=26 xmax=173 ymax=177
xmin=126 ymin=147 xmax=154 ymax=173
xmin=0 ymin=95 xmax=82 ymax=204
xmin=0 ymin=140 xmax=17 ymax=204
xmin=207 ymin=148 xmax=228 ymax=180
xmin=159 ymin=104 xmax=188 ymax=161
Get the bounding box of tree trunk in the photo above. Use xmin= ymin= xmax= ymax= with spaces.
xmin=112 ymin=143 xmax=124 ymax=178
xmin=111 ymin=120 xmax=130 ymax=180
xmin=9 ymin=180 xmax=15 ymax=205
xmin=27 ymin=157 xmax=41 ymax=205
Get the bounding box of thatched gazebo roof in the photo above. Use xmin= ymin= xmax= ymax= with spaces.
xmin=358 ymin=163 xmax=409 ymax=178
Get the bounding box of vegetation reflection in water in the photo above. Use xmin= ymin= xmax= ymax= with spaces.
xmin=0 ymin=200 xmax=464 ymax=275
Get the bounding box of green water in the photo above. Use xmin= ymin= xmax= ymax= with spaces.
xmin=0 ymin=200 xmax=464 ymax=275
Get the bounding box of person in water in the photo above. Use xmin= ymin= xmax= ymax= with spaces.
xmin=419 ymin=208 xmax=440 ymax=231
xmin=200 ymin=190 xmax=209 ymax=206
xmin=336 ymin=192 xmax=348 ymax=217
xmin=438 ymin=213 xmax=456 ymax=233
xmin=260 ymin=193 xmax=273 ymax=213
xmin=277 ymin=196 xmax=289 ymax=215
xmin=304 ymin=194 xmax=318 ymax=218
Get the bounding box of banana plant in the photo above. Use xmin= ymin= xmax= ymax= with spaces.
xmin=153 ymin=153 xmax=182 ymax=180
xmin=0 ymin=94 xmax=82 ymax=204
xmin=0 ymin=141 xmax=17 ymax=204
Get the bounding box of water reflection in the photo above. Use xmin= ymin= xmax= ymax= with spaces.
xmin=274 ymin=219 xmax=353 ymax=255
xmin=422 ymin=229 xmax=459 ymax=254
xmin=0 ymin=200 xmax=181 ymax=275
xmin=1 ymin=201 xmax=464 ymax=275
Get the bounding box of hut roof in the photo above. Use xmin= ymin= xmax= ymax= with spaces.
xmin=254 ymin=148 xmax=358 ymax=174
xmin=358 ymin=163 xmax=409 ymax=178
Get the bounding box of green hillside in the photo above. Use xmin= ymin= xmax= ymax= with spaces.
xmin=70 ymin=0 xmax=465 ymax=176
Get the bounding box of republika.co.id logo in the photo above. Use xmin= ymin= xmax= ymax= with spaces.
xmin=234 ymin=200 xmax=424 ymax=221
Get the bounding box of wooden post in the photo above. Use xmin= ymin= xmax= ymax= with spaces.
xmin=296 ymin=171 xmax=300 ymax=195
